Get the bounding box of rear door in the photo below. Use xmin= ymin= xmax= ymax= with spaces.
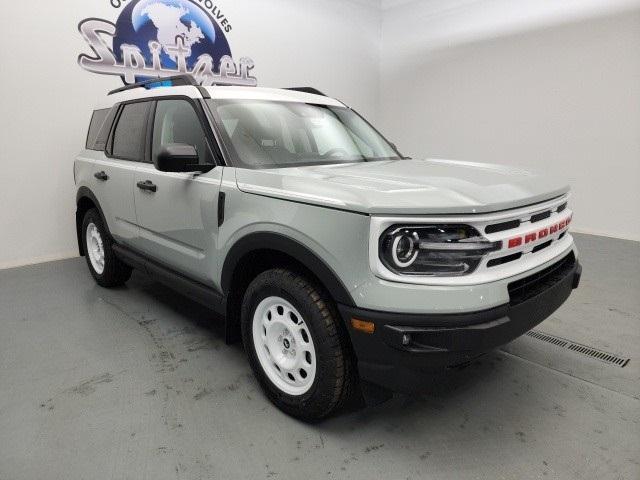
xmin=133 ymin=98 xmax=223 ymax=284
xmin=92 ymin=101 xmax=151 ymax=244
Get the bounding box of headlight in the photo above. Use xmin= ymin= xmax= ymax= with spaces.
xmin=379 ymin=225 xmax=501 ymax=276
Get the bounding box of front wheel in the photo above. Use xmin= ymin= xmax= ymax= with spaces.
xmin=241 ymin=268 xmax=356 ymax=422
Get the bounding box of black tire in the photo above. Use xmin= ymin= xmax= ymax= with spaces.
xmin=241 ymin=268 xmax=357 ymax=422
xmin=82 ymin=208 xmax=132 ymax=287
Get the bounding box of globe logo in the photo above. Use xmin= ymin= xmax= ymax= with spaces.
xmin=113 ymin=0 xmax=232 ymax=81
xmin=77 ymin=0 xmax=257 ymax=87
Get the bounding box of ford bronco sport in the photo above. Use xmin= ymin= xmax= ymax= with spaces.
xmin=75 ymin=75 xmax=581 ymax=421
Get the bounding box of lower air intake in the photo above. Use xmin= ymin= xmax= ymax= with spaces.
xmin=508 ymin=252 xmax=575 ymax=305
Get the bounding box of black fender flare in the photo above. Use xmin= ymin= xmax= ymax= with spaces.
xmin=221 ymin=232 xmax=356 ymax=307
xmin=76 ymin=186 xmax=111 ymax=255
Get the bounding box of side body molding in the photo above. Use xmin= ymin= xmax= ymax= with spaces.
xmin=221 ymin=232 xmax=356 ymax=307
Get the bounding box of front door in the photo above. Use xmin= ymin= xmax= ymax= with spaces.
xmin=133 ymin=98 xmax=222 ymax=284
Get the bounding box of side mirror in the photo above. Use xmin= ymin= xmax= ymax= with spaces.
xmin=156 ymin=144 xmax=202 ymax=173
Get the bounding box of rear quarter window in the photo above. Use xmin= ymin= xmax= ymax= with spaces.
xmin=85 ymin=109 xmax=110 ymax=150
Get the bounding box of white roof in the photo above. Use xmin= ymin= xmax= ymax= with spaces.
xmin=96 ymin=85 xmax=345 ymax=109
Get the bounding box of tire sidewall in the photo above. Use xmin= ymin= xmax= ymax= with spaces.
xmin=82 ymin=209 xmax=116 ymax=286
xmin=241 ymin=270 xmax=343 ymax=418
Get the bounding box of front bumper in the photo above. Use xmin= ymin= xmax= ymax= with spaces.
xmin=338 ymin=252 xmax=581 ymax=392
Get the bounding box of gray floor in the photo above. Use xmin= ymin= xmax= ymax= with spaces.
xmin=0 ymin=233 xmax=638 ymax=480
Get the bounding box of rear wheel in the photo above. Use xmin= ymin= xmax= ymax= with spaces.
xmin=82 ymin=209 xmax=132 ymax=287
xmin=241 ymin=268 xmax=356 ymax=421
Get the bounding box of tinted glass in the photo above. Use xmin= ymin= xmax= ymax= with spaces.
xmin=152 ymin=100 xmax=211 ymax=165
xmin=208 ymin=99 xmax=401 ymax=169
xmin=86 ymin=109 xmax=110 ymax=150
xmin=112 ymin=102 xmax=150 ymax=161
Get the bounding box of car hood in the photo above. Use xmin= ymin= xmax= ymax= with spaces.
xmin=235 ymin=158 xmax=570 ymax=215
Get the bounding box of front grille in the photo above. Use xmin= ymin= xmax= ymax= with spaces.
xmin=487 ymin=252 xmax=522 ymax=267
xmin=531 ymin=210 xmax=551 ymax=223
xmin=484 ymin=198 xmax=569 ymax=236
xmin=485 ymin=219 xmax=521 ymax=234
xmin=532 ymin=240 xmax=552 ymax=253
xmin=508 ymin=252 xmax=575 ymax=305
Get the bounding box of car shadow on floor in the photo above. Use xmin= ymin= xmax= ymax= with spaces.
xmin=93 ymin=270 xmax=525 ymax=421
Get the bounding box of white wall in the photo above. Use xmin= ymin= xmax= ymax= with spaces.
xmin=380 ymin=2 xmax=640 ymax=241
xmin=0 ymin=0 xmax=381 ymax=269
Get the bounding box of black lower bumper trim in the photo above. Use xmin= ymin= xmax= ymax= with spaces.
xmin=338 ymin=254 xmax=581 ymax=392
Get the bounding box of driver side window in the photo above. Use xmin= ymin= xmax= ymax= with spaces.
xmin=152 ymin=100 xmax=212 ymax=165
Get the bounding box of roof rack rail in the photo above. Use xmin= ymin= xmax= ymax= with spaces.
xmin=285 ymin=87 xmax=327 ymax=97
xmin=108 ymin=74 xmax=199 ymax=96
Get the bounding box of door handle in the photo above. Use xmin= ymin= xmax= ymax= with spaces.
xmin=137 ymin=180 xmax=157 ymax=193
xmin=94 ymin=171 xmax=109 ymax=181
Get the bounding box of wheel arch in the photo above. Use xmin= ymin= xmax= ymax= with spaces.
xmin=222 ymin=232 xmax=355 ymax=306
xmin=221 ymin=232 xmax=356 ymax=343
xmin=76 ymin=187 xmax=110 ymax=256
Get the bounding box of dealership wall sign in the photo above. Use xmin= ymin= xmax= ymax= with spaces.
xmin=78 ymin=0 xmax=257 ymax=86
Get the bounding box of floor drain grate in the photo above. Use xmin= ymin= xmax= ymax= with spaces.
xmin=526 ymin=330 xmax=569 ymax=347
xmin=525 ymin=330 xmax=630 ymax=368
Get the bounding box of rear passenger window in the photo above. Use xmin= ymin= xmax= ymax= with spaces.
xmin=86 ymin=109 xmax=110 ymax=150
xmin=112 ymin=102 xmax=150 ymax=161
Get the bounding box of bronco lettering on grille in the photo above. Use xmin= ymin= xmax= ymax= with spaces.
xmin=507 ymin=214 xmax=572 ymax=249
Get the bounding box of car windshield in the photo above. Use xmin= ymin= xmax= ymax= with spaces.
xmin=207 ymin=99 xmax=402 ymax=169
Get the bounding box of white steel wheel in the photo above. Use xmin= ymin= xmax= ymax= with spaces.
xmin=85 ymin=222 xmax=105 ymax=275
xmin=252 ymin=296 xmax=317 ymax=396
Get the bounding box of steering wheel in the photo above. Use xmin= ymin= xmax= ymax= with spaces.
xmin=322 ymin=148 xmax=349 ymax=159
